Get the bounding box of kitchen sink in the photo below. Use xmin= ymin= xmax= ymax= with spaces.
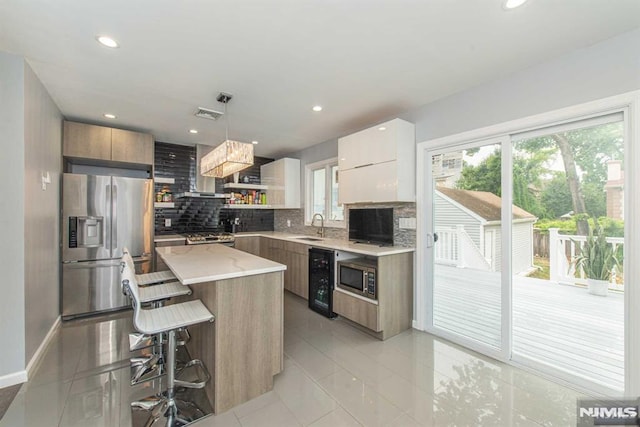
xmin=293 ymin=237 xmax=323 ymax=242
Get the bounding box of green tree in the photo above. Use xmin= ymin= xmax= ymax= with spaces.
xmin=457 ymin=149 xmax=546 ymax=217
xmin=457 ymin=150 xmax=502 ymax=195
xmin=540 ymin=174 xmax=572 ymax=219
xmin=515 ymin=122 xmax=623 ymax=234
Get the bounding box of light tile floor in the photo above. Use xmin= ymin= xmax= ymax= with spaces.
xmin=0 ymin=292 xmax=587 ymax=426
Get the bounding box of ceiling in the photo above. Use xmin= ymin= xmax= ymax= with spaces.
xmin=1 ymin=1 xmax=639 ymax=158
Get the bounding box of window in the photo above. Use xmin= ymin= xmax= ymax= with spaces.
xmin=305 ymin=158 xmax=344 ymax=227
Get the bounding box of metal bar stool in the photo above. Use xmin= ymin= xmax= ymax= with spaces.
xmin=122 ymin=250 xmax=191 ymax=385
xmin=122 ymin=262 xmax=214 ymax=426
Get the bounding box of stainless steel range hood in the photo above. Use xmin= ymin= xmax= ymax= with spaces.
xmin=175 ymin=145 xmax=227 ymax=199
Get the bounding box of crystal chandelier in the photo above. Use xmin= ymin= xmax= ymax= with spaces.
xmin=200 ymin=93 xmax=254 ymax=178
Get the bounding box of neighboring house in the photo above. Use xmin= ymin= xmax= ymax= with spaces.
xmin=605 ymin=160 xmax=624 ymax=220
xmin=432 ymin=151 xmax=463 ymax=188
xmin=435 ymin=186 xmax=537 ymax=275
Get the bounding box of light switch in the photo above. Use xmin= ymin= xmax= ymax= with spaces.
xmin=165 ymin=218 xmax=171 ymax=227
xmin=399 ymin=217 xmax=417 ymax=229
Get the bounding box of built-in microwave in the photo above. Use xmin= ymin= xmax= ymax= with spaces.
xmin=337 ymin=258 xmax=377 ymax=300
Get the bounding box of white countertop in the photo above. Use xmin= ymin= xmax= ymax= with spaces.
xmin=156 ymin=244 xmax=286 ymax=285
xmin=234 ymin=231 xmax=415 ymax=256
xmin=154 ymin=234 xmax=187 ymax=243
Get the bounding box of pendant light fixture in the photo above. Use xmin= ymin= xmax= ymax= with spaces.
xmin=200 ymin=92 xmax=254 ymax=178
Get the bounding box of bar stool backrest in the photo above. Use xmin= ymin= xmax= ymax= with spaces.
xmin=121 ymin=248 xmax=135 ymax=272
xmin=121 ymin=261 xmax=144 ymax=332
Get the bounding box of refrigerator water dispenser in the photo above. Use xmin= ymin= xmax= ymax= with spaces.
xmin=69 ymin=216 xmax=104 ymax=248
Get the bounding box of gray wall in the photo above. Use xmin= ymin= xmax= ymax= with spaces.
xmin=286 ymin=138 xmax=338 ymax=210
xmin=0 ymin=52 xmax=26 ymax=379
xmin=23 ymin=63 xmax=62 ymax=363
xmin=403 ymin=28 xmax=640 ymax=144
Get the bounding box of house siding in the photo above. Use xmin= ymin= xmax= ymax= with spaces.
xmin=434 ymin=192 xmax=481 ymax=247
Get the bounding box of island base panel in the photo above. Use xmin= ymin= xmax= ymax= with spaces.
xmin=187 ymin=271 xmax=284 ymax=414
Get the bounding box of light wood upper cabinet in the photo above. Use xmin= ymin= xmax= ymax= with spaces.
xmin=63 ymin=121 xmax=153 ymax=165
xmin=63 ymin=121 xmax=112 ymax=160
xmin=338 ymin=118 xmax=415 ymax=204
xmin=111 ymin=128 xmax=154 ymax=164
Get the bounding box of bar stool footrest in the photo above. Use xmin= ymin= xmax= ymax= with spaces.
xmin=130 ymin=354 xmax=164 ymax=386
xmin=174 ymin=359 xmax=210 ymax=389
xmin=129 ymin=332 xmax=156 ymax=352
xmin=130 ymin=387 xmax=213 ymax=427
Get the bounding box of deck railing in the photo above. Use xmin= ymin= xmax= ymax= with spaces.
xmin=435 ymin=225 xmax=492 ymax=270
xmin=548 ymin=228 xmax=624 ymax=290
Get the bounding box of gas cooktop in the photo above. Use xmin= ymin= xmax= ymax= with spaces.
xmin=184 ymin=232 xmax=235 ymax=245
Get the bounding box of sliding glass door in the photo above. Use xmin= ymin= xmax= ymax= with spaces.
xmin=511 ymin=115 xmax=625 ymax=393
xmin=419 ymin=106 xmax=632 ymax=394
xmin=427 ymin=138 xmax=507 ymax=356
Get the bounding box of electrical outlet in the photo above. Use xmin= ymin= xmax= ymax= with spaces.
xmin=399 ymin=217 xmax=416 ymax=229
xmin=165 ymin=218 xmax=171 ymax=227
xmin=287 ymin=219 xmax=291 ymax=227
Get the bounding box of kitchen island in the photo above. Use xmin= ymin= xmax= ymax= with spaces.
xmin=155 ymin=244 xmax=286 ymax=414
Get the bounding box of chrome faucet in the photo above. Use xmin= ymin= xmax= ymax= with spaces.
xmin=311 ymin=213 xmax=325 ymax=238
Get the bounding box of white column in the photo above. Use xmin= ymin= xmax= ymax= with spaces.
xmin=549 ymin=228 xmax=559 ymax=283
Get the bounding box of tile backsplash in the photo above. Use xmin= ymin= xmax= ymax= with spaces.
xmin=154 ymin=142 xmax=276 ymax=234
xmin=274 ymin=203 xmax=416 ymax=247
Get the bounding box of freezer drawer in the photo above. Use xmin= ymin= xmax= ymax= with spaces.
xmin=62 ymin=260 xmax=129 ymax=319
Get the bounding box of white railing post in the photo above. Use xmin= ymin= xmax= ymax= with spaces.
xmin=549 ymin=228 xmax=559 ymax=283
xmin=456 ymin=224 xmax=465 ymax=268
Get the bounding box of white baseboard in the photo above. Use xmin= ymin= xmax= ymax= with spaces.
xmin=26 ymin=316 xmax=61 ymax=379
xmin=0 ymin=370 xmax=28 ymax=389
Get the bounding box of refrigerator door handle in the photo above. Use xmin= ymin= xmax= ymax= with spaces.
xmin=112 ymin=184 xmax=118 ymax=253
xmin=64 ymin=261 xmax=122 ymax=268
xmin=105 ymin=184 xmax=112 ymax=252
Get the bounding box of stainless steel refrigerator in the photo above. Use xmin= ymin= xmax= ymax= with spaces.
xmin=61 ymin=173 xmax=153 ymax=319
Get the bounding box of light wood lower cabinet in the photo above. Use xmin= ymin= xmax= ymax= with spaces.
xmin=236 ymin=236 xmax=414 ymax=337
xmin=234 ymin=236 xmax=262 ymax=256
xmin=282 ymin=241 xmax=309 ymax=300
xmin=187 ymin=271 xmax=283 ymax=414
xmin=333 ymin=251 xmax=413 ymax=340
xmin=333 ymin=291 xmax=380 ymax=331
xmin=242 ymin=237 xmax=309 ymax=300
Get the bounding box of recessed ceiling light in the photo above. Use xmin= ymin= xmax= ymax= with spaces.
xmin=378 ymin=126 xmax=387 ymax=131
xmin=96 ymin=35 xmax=119 ymax=48
xmin=503 ymin=0 xmax=528 ymax=10
xmin=189 ymin=129 xmax=198 ymax=134
xmin=251 ymin=140 xmax=259 ymax=145
xmin=312 ymin=105 xmax=323 ymax=112
xmin=103 ymin=113 xmax=117 ymax=119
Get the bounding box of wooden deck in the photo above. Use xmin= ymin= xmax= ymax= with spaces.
xmin=433 ymin=265 xmax=624 ymax=391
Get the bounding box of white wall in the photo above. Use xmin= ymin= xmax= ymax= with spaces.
xmin=23 ymin=62 xmax=62 ymax=363
xmin=0 ymin=52 xmax=26 ymax=382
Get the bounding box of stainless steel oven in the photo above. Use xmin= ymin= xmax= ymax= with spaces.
xmin=337 ymin=258 xmax=377 ymax=300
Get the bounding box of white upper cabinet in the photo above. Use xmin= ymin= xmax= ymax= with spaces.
xmin=338 ymin=118 xmax=415 ymax=203
xmin=260 ymin=158 xmax=301 ymax=209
